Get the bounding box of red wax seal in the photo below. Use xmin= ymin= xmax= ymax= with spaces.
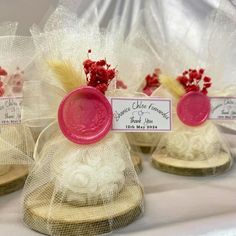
xmin=58 ymin=86 xmax=112 ymax=144
xmin=177 ymin=91 xmax=210 ymax=126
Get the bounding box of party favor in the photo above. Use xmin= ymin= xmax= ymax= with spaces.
xmin=140 ymin=1 xmax=236 ymax=176
xmin=23 ymin=62 xmax=143 ymax=236
xmin=25 ymin=5 xmax=158 ymax=171
xmin=22 ymin=7 xmax=144 ymax=234
xmin=0 ymin=22 xmax=35 ymax=195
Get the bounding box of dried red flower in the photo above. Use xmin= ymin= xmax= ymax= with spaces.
xmin=83 ymin=51 xmax=116 ymax=94
xmin=0 ymin=67 xmax=7 ymax=76
xmin=201 ymin=87 xmax=208 ymax=95
xmin=142 ymin=68 xmax=161 ymax=96
xmin=203 ymin=76 xmax=211 ymax=82
xmin=199 ymin=68 xmax=204 ymax=74
xmin=83 ymin=59 xmax=93 ymax=74
xmin=0 ymin=67 xmax=8 ymax=96
xmin=177 ymin=68 xmax=212 ymax=95
xmin=116 ymin=80 xmax=127 ymax=89
xmin=0 ymin=87 xmax=4 ymax=97
xmin=96 ymin=83 xmax=108 ymax=94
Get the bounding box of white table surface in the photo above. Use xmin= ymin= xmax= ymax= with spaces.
xmin=0 ymin=129 xmax=236 ymax=236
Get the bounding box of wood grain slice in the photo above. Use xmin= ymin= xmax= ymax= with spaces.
xmin=152 ymin=152 xmax=232 ymax=176
xmin=23 ymin=185 xmax=143 ymax=236
xmin=0 ymin=165 xmax=28 ymax=196
xmin=130 ymin=144 xmax=155 ymax=154
xmin=131 ymin=154 xmax=142 ymax=173
xmin=140 ymin=146 xmax=153 ymax=154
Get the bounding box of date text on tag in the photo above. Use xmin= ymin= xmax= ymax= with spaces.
xmin=111 ymin=98 xmax=172 ymax=132
xmin=0 ymin=97 xmax=22 ymax=125
xmin=210 ymin=97 xmax=236 ymax=120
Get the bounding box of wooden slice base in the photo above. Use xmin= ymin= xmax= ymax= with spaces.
xmin=130 ymin=144 xmax=155 ymax=154
xmin=152 ymin=152 xmax=232 ymax=176
xmin=0 ymin=165 xmax=28 ymax=196
xmin=131 ymin=154 xmax=142 ymax=173
xmin=23 ymin=185 xmax=143 ymax=236
xmin=140 ymin=146 xmax=153 ymax=154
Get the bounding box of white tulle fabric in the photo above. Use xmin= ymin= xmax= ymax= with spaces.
xmin=0 ymin=23 xmax=35 ymax=171
xmin=132 ymin=0 xmax=236 ymax=162
xmin=21 ymin=5 xmax=160 ymax=153
xmin=22 ymin=5 xmax=144 ymax=235
xmin=22 ymin=120 xmax=143 ymax=234
xmin=38 ymin=122 xmax=128 ymax=205
xmin=159 ymin=117 xmax=228 ymax=161
xmin=23 ymin=6 xmax=157 ymax=124
xmin=55 ymin=157 xmax=125 ymax=204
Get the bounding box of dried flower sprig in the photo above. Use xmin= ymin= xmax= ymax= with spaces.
xmin=0 ymin=67 xmax=7 ymax=76
xmin=160 ymin=74 xmax=185 ymax=99
xmin=48 ymin=60 xmax=84 ymax=93
xmin=177 ymin=68 xmax=212 ymax=95
xmin=116 ymin=80 xmax=127 ymax=89
xmin=0 ymin=67 xmax=24 ymax=96
xmin=0 ymin=67 xmax=7 ymax=96
xmin=143 ymin=68 xmax=161 ymax=96
xmin=83 ymin=50 xmax=117 ymax=94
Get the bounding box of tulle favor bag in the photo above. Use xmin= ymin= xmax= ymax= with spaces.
xmin=23 ymin=121 xmax=143 ymax=235
xmin=0 ymin=22 xmax=35 ymax=195
xmin=22 ymin=7 xmax=144 ymax=235
xmin=26 ymin=5 xmax=160 ymax=170
xmin=50 ymin=3 xmax=162 ymax=156
xmin=140 ymin=1 xmax=236 ymax=176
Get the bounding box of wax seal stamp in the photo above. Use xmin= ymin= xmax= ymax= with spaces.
xmin=177 ymin=91 xmax=210 ymax=126
xmin=58 ymin=86 xmax=112 ymax=144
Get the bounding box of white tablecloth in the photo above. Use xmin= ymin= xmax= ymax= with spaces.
xmin=0 ymin=129 xmax=236 ymax=236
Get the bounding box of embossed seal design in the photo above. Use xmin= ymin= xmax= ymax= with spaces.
xmin=177 ymin=91 xmax=210 ymax=126
xmin=58 ymin=86 xmax=112 ymax=144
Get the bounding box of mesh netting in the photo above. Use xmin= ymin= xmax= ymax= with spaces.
xmin=22 ymin=121 xmax=144 ymax=235
xmin=133 ymin=0 xmax=236 ymax=175
xmin=0 ymin=21 xmax=18 ymax=37
xmin=22 ymin=5 xmax=159 ymax=157
xmin=0 ymin=23 xmax=35 ymax=176
xmin=20 ymin=5 xmax=146 ymax=234
xmin=30 ymin=5 xmax=155 ymax=96
xmin=152 ymin=114 xmax=233 ymax=176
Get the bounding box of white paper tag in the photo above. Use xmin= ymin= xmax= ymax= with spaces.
xmin=210 ymin=97 xmax=236 ymax=120
xmin=0 ymin=97 xmax=22 ymax=125
xmin=111 ymin=97 xmax=172 ymax=132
